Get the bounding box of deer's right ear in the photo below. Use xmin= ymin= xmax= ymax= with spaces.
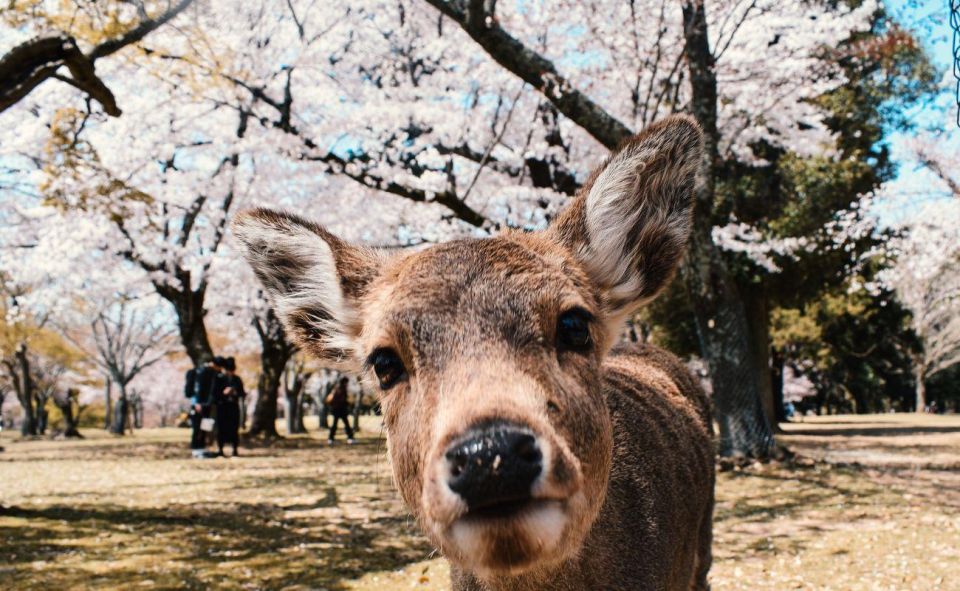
xmin=232 ymin=208 xmax=383 ymax=365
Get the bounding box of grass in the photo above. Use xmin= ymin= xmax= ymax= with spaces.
xmin=1 ymin=414 xmax=958 ymax=590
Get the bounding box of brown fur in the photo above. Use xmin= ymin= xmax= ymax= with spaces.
xmin=233 ymin=115 xmax=716 ymax=590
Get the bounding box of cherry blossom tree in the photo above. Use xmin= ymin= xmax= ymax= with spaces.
xmin=879 ymin=200 xmax=960 ymax=412
xmin=908 ymin=132 xmax=960 ymax=198
xmin=82 ymin=298 xmax=175 ymax=434
xmin=0 ymin=0 xmax=892 ymax=457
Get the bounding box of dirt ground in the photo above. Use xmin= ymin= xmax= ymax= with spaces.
xmin=1 ymin=413 xmax=958 ymax=591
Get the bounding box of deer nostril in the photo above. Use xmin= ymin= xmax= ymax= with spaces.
xmin=444 ymin=424 xmax=543 ymax=511
xmin=513 ymin=434 xmax=542 ymax=464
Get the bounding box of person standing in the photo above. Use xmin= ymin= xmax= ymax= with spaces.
xmin=185 ymin=356 xmax=221 ymax=458
xmin=213 ymin=357 xmax=244 ymax=457
xmin=326 ymin=376 xmax=354 ymax=445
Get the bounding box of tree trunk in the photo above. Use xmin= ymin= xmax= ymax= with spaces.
xmin=168 ymin=286 xmax=215 ymax=367
xmin=248 ymin=309 xmax=292 ymax=439
xmin=239 ymin=394 xmax=247 ymax=430
xmin=914 ymin=362 xmax=926 ymax=413
xmin=319 ymin=400 xmax=330 ymax=429
xmin=132 ymin=396 xmax=143 ymax=429
xmin=103 ymin=376 xmax=112 ymax=430
xmin=54 ymin=392 xmax=83 ymax=438
xmin=36 ymin=402 xmax=48 ymax=435
xmin=111 ymin=385 xmax=129 ymax=435
xmin=741 ymin=285 xmax=778 ymax=431
xmin=771 ymin=348 xmax=786 ymax=423
xmin=681 ymin=0 xmax=776 ymax=459
xmin=284 ymin=371 xmax=309 ymax=435
xmin=14 ymin=345 xmax=36 ymax=437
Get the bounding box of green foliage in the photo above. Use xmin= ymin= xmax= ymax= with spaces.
xmin=772 ymin=286 xmax=919 ymax=413
xmin=646 ymin=6 xmax=938 ymax=415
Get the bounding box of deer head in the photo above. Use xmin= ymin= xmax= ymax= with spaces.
xmin=233 ymin=115 xmax=703 ymax=578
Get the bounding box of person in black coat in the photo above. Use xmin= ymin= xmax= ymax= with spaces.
xmin=326 ymin=376 xmax=354 ymax=445
xmin=213 ymin=357 xmax=244 ymax=457
xmin=185 ymin=356 xmax=222 ymax=458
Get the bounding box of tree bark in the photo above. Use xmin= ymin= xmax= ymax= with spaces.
xmin=110 ymin=385 xmax=129 ymax=435
xmin=14 ymin=345 xmax=37 ymax=437
xmin=284 ymin=370 xmax=310 ymax=435
xmin=248 ymin=309 xmax=292 ymax=439
xmin=680 ymin=0 xmax=776 ymax=458
xmin=351 ymin=387 xmax=365 ymax=433
xmin=132 ymin=395 xmax=144 ymax=429
xmin=741 ymin=285 xmax=777 ymax=431
xmin=0 ymin=0 xmax=194 ymax=116
xmin=165 ymin=285 xmax=215 ymax=367
xmin=103 ymin=376 xmax=112 ymax=430
xmin=914 ymin=362 xmax=926 ymax=413
xmin=54 ymin=391 xmax=83 ymax=438
xmin=36 ymin=402 xmax=48 ymax=435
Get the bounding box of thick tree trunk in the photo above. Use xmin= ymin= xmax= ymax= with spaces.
xmin=248 ymin=309 xmax=292 ymax=439
xmin=170 ymin=287 xmax=215 ymax=367
xmin=741 ymin=286 xmax=777 ymax=431
xmin=681 ymin=0 xmax=776 ymax=459
xmin=14 ymin=345 xmax=37 ymax=437
xmin=914 ymin=363 xmax=926 ymax=413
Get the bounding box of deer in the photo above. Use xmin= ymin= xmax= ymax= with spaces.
xmin=233 ymin=115 xmax=715 ymax=591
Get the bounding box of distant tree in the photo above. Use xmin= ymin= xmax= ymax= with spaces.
xmin=908 ymin=130 xmax=960 ymax=199
xmin=51 ymin=388 xmax=84 ymax=438
xmin=248 ymin=307 xmax=294 ymax=439
xmin=282 ymin=357 xmax=313 ymax=435
xmin=880 ymin=201 xmax=960 ymax=412
xmin=82 ymin=298 xmax=174 ymax=434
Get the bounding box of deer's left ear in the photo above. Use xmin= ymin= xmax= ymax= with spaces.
xmin=548 ymin=115 xmax=703 ymax=318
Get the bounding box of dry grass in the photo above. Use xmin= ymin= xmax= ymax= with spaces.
xmin=1 ymin=414 xmax=958 ymax=590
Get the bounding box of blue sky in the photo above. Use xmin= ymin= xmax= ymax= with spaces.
xmin=879 ymin=0 xmax=959 ymax=223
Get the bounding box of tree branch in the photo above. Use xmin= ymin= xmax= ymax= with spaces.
xmin=306 ymin=151 xmax=488 ymax=227
xmin=0 ymin=0 xmax=194 ymax=116
xmin=422 ymin=0 xmax=633 ymax=150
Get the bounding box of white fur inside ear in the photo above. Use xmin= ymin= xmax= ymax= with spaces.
xmin=583 ymin=143 xmax=658 ymax=301
xmin=581 ymin=137 xmax=696 ymax=313
xmin=234 ymin=215 xmax=359 ymax=363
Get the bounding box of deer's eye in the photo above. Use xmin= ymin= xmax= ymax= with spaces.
xmin=557 ymin=308 xmax=593 ymax=353
xmin=369 ymin=348 xmax=406 ymax=389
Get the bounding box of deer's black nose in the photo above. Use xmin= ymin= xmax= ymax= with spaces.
xmin=445 ymin=423 xmax=543 ymax=512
